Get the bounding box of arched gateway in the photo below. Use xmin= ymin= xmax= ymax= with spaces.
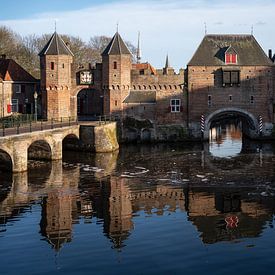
xmin=203 ymin=108 xmax=259 ymax=139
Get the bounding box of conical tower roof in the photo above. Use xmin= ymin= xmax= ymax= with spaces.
xmin=39 ymin=32 xmax=74 ymax=56
xmin=102 ymin=32 xmax=131 ymax=56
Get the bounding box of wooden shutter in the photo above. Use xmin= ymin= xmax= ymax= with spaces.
xmin=7 ymin=104 xmax=11 ymax=113
xmin=223 ymin=71 xmax=231 ymax=84
xmin=231 ymin=71 xmax=239 ymax=84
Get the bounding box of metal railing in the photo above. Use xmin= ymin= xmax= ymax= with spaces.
xmin=0 ymin=116 xmax=78 ymax=137
xmin=96 ymin=115 xmax=121 ymax=125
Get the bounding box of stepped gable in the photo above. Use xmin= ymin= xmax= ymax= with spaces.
xmin=38 ymin=32 xmax=74 ymax=56
xmin=188 ymin=34 xmax=274 ymax=66
xmin=102 ymin=32 xmax=132 ymax=56
xmin=0 ymin=58 xmax=37 ymax=82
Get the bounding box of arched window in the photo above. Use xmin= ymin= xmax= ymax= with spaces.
xmin=113 ymin=61 xmax=117 ymax=69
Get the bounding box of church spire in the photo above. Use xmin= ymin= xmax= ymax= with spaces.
xmin=136 ymin=31 xmax=141 ymax=64
xmin=165 ymin=53 xmax=170 ymax=68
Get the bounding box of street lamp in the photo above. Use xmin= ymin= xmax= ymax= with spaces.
xmin=34 ymin=91 xmax=38 ymax=121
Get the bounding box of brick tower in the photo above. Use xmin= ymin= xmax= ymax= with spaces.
xmin=39 ymin=32 xmax=73 ymax=120
xmin=101 ymin=32 xmax=132 ymax=115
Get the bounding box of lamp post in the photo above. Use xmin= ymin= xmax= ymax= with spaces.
xmin=34 ymin=91 xmax=38 ymax=122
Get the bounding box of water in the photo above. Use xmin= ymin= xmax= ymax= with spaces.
xmin=1 ymin=123 xmax=275 ymax=274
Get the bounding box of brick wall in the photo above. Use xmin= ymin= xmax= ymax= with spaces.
xmin=187 ymin=65 xmax=274 ymax=125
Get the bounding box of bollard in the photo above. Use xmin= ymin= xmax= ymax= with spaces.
xmin=41 ymin=120 xmax=43 ymax=131
xmin=2 ymin=124 xmax=5 ymax=137
xmin=69 ymin=117 xmax=71 ymax=126
xmin=51 ymin=118 xmax=53 ymax=129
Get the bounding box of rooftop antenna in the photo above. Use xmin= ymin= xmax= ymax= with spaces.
xmin=251 ymin=25 xmax=254 ymax=35
xmin=204 ymin=22 xmax=207 ymax=35
xmin=137 ymin=31 xmax=141 ymax=63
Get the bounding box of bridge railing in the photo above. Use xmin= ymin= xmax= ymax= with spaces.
xmin=0 ymin=117 xmax=78 ymax=137
xmin=96 ymin=115 xmax=121 ymax=125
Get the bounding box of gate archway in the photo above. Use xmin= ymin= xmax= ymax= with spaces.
xmin=204 ymin=108 xmax=259 ymax=139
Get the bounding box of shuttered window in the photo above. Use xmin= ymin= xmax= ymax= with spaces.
xmin=223 ymin=71 xmax=231 ymax=84
xmin=231 ymin=71 xmax=239 ymax=84
xmin=223 ymin=71 xmax=240 ymax=85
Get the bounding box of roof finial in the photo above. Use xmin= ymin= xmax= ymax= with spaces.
xmin=136 ymin=31 xmax=141 ymax=64
xmin=204 ymin=22 xmax=207 ymax=35
xmin=251 ymin=24 xmax=254 ymax=35
xmin=165 ymin=53 xmax=170 ymax=68
xmin=54 ymin=20 xmax=57 ymax=32
xmin=116 ymin=21 xmax=119 ymax=33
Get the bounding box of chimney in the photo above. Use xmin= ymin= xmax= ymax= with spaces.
xmin=268 ymin=49 xmax=272 ymax=60
xmin=0 ymin=54 xmax=6 ymax=59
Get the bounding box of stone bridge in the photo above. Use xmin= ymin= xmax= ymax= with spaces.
xmin=0 ymin=122 xmax=119 ymax=173
xmin=0 ymin=125 xmax=80 ymax=173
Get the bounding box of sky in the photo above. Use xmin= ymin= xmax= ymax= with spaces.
xmin=1 ymin=0 xmax=275 ymax=70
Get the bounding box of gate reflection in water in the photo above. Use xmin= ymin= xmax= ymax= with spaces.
xmin=209 ymin=120 xmax=243 ymax=158
xmin=0 ymin=141 xmax=275 ymax=274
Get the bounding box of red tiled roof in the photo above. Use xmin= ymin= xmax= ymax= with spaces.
xmin=0 ymin=59 xmax=37 ymax=82
xmin=132 ymin=62 xmax=156 ymax=75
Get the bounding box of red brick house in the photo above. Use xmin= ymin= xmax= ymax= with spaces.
xmin=0 ymin=55 xmax=38 ymax=118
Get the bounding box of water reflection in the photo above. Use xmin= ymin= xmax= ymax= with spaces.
xmin=1 ymin=142 xmax=275 ymax=273
xmin=209 ymin=121 xmax=243 ymax=158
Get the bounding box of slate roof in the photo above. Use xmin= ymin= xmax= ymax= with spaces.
xmin=0 ymin=58 xmax=37 ymax=82
xmin=39 ymin=32 xmax=74 ymax=56
xmin=188 ymin=35 xmax=273 ymax=66
xmin=123 ymin=91 xmax=156 ymax=104
xmin=102 ymin=32 xmax=132 ymax=56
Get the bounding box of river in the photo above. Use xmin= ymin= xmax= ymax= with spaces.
xmin=0 ymin=122 xmax=275 ymax=274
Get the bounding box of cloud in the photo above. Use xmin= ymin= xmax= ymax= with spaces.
xmin=1 ymin=0 xmax=274 ymax=69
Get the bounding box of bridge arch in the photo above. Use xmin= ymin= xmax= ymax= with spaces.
xmin=28 ymin=139 xmax=52 ymax=161
xmin=204 ymin=108 xmax=259 ymax=139
xmin=62 ymin=134 xmax=80 ymax=151
xmin=0 ymin=148 xmax=13 ymax=171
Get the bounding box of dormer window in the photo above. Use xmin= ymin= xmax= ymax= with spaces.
xmin=225 ymin=53 xmax=237 ymax=64
xmin=225 ymin=46 xmax=237 ymax=64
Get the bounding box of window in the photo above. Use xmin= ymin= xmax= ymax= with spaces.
xmin=223 ymin=70 xmax=240 ymax=86
xmin=11 ymin=99 xmax=18 ymax=113
xmin=13 ymin=84 xmax=21 ymax=94
xmin=62 ymin=63 xmax=65 ymax=69
xmin=250 ymin=95 xmax=254 ymax=104
xmin=115 ymin=100 xmax=118 ymax=106
xmin=225 ymin=53 xmax=237 ymax=64
xmin=170 ymin=99 xmax=181 ymax=112
xmin=113 ymin=61 xmax=117 ymax=69
xmin=50 ymin=62 xmax=54 ymax=70
xmin=21 ymin=85 xmax=26 ymax=93
xmin=229 ymin=95 xmax=232 ymax=102
xmin=140 ymin=69 xmax=144 ymax=75
xmin=208 ymin=95 xmax=212 ymax=107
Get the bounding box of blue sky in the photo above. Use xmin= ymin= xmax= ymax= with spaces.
xmin=1 ymin=0 xmax=275 ymax=69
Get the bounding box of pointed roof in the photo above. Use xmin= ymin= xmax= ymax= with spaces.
xmin=165 ymin=54 xmax=170 ymax=68
xmin=188 ymin=34 xmax=273 ymax=66
xmin=0 ymin=58 xmax=37 ymax=82
xmin=38 ymin=32 xmax=74 ymax=56
xmin=102 ymin=32 xmax=132 ymax=56
xmin=136 ymin=32 xmax=141 ymax=63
